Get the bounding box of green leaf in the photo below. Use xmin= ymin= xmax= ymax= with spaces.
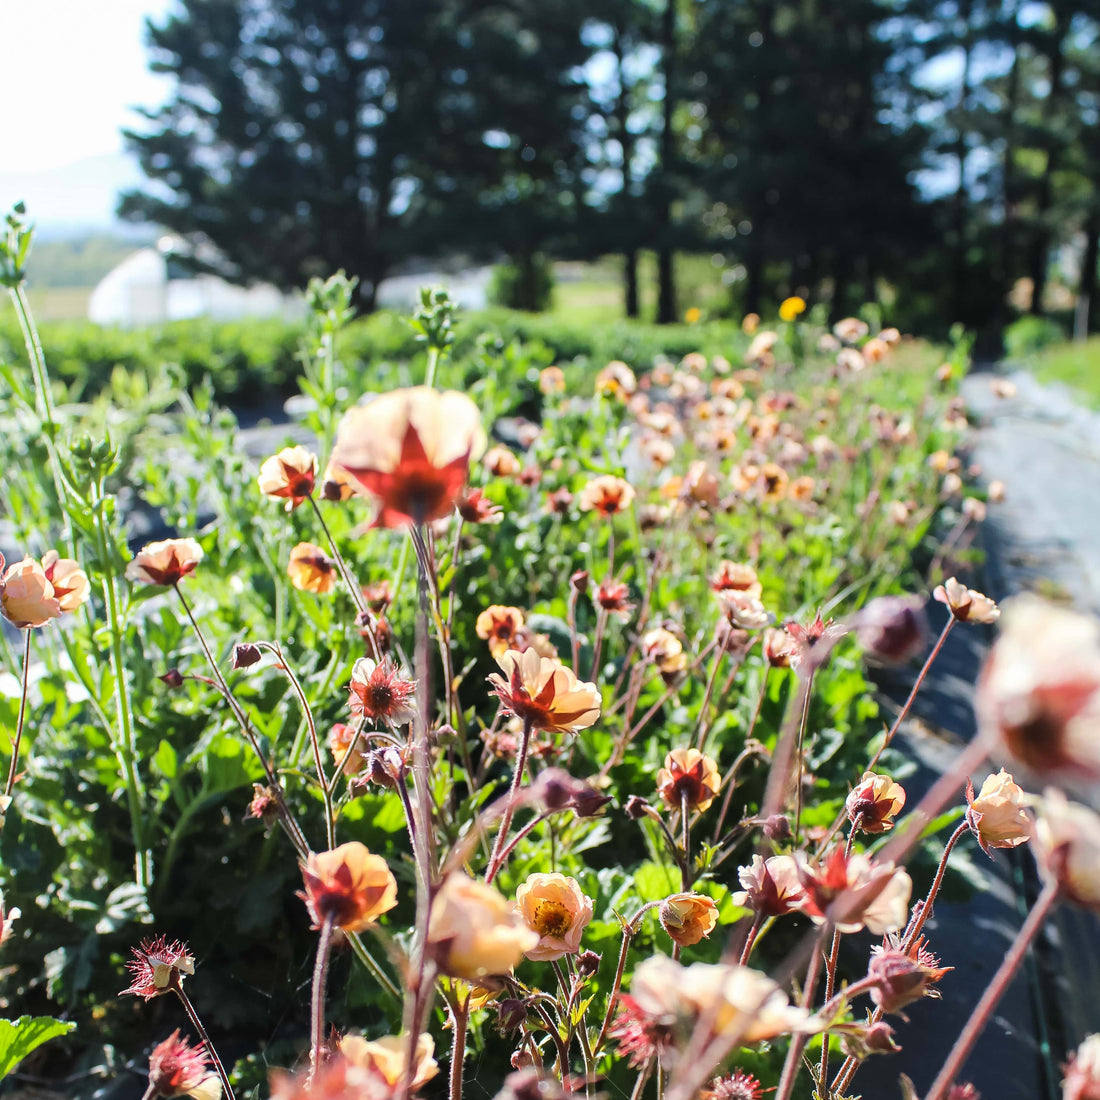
xmin=153 ymin=739 xmax=178 ymax=780
xmin=0 ymin=1016 xmax=76 ymax=1079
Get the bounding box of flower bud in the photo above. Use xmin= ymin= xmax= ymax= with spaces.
xmin=495 ymin=998 xmax=529 ymax=1035
xmin=231 ymin=642 xmax=262 ymax=669
xmin=570 ymin=570 xmax=590 ymax=595
xmin=855 ymin=596 xmax=928 ymax=665
xmin=576 ymin=950 xmax=601 ymax=978
xmin=624 ymin=795 xmax=654 ymax=821
xmin=762 ymin=813 xmax=792 ymax=842
xmin=659 ymin=894 xmax=719 ymax=947
xmin=159 ymin=668 xmax=185 ymax=689
xmin=965 ymin=770 xmax=1031 ymax=857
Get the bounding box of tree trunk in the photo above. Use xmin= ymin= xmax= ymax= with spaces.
xmin=515 ymin=252 xmax=539 ymax=312
xmin=830 ymin=251 xmax=853 ymax=323
xmin=613 ymin=26 xmax=639 ymax=319
xmin=998 ymin=1 xmax=1022 ymax=310
xmin=1080 ymin=212 xmax=1100 ymax=336
xmin=1028 ymin=16 xmax=1067 ymax=316
xmin=656 ymin=0 xmax=677 ymax=324
xmin=951 ymin=0 xmax=974 ymax=312
xmin=743 ymin=237 xmax=764 ymax=317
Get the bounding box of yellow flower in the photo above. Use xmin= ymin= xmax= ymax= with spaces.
xmin=514 ymin=873 xmax=594 ymax=961
xmin=299 ymin=842 xmax=398 ymax=932
xmin=778 ymin=296 xmax=806 ymax=322
xmin=428 ymin=874 xmax=539 ymax=980
xmin=684 ymin=307 xmax=703 ymax=324
xmin=659 ymin=893 xmax=719 ymax=947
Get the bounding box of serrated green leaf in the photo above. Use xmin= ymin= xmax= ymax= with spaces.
xmin=0 ymin=1016 xmax=75 ymax=1078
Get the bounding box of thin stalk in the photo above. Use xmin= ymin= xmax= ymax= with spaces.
xmin=259 ymin=642 xmax=334 ymax=850
xmin=737 ymin=913 xmax=764 ymax=966
xmin=3 ymin=630 xmax=32 ymax=799
xmin=174 ymin=985 xmax=237 ymax=1100
xmin=792 ymin=670 xmax=815 ymax=846
xmin=818 ymin=924 xmax=843 ymax=1089
xmin=817 ymin=973 xmax=882 ymax=1019
xmin=448 ymin=998 xmax=469 ymax=1100
xmin=680 ymin=790 xmax=692 ymax=891
xmin=567 ymin=587 xmax=581 ymax=673
xmin=903 ymin=822 xmax=969 ymax=949
xmin=923 ymin=880 xmax=1060 ymax=1100
xmin=774 ymin=927 xmax=828 ymax=1100
xmin=94 ymin=486 xmax=150 ymax=887
xmin=346 ymin=931 xmax=401 ymax=1001
xmin=309 ymin=915 xmax=337 ymax=1079
xmin=174 ymin=585 xmax=309 ymax=859
xmin=487 ymin=715 xmax=534 ymax=883
xmin=692 ymin=646 xmax=726 ymax=753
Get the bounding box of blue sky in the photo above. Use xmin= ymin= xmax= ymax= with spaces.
xmin=0 ymin=0 xmax=173 ymax=227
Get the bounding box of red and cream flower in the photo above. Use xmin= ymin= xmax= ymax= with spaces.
xmin=731 ymin=855 xmax=805 ymax=917
xmin=147 ymin=1029 xmax=221 ymax=1100
xmin=657 ymin=748 xmax=721 ymax=813
xmin=846 ymin=772 xmax=906 ymax=834
xmin=578 ymin=475 xmax=635 ymax=518
xmin=934 ymin=577 xmax=1000 ymax=624
xmin=488 ymin=648 xmax=601 ymax=734
xmin=257 ymin=445 xmax=317 ymax=509
xmin=330 ymin=387 xmax=485 ymax=527
xmin=39 ymin=551 xmax=90 ymax=614
xmin=798 ymin=849 xmax=912 ymax=935
xmin=287 ymin=542 xmax=337 ymax=594
xmin=965 ymin=770 xmax=1031 ymax=856
xmin=348 ymin=657 xmax=417 ymax=727
xmin=659 ymin=893 xmax=719 ymax=947
xmin=0 ymin=555 xmax=61 ymax=628
xmin=476 ymin=605 xmax=526 ymax=660
xmin=126 ymin=538 xmax=204 ymax=587
xmin=710 ymin=561 xmax=762 ymax=599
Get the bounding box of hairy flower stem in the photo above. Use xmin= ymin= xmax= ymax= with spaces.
xmin=774 ymin=927 xmax=828 ymax=1100
xmin=738 ymin=914 xmax=764 ymax=966
xmin=3 ymin=630 xmax=32 ymax=800
xmin=92 ymin=483 xmax=150 ymax=887
xmin=792 ymin=670 xmax=815 ymax=846
xmin=680 ymin=790 xmax=692 ymax=891
xmin=693 ymin=646 xmax=726 ymax=754
xmin=593 ymin=902 xmax=659 ymax=1056
xmin=486 ymin=715 xmax=534 ymax=883
xmin=567 ymin=586 xmax=582 ymax=673
xmin=259 ymin=642 xmax=335 ymax=850
xmin=904 ymin=821 xmax=969 ymax=949
xmin=174 ymin=984 xmax=237 ymax=1100
xmin=818 ymin=923 xmax=843 ymax=1089
xmin=712 ymin=737 xmax=768 ymax=846
xmin=923 ymin=879 xmax=1060 ymax=1100
xmin=174 ymin=585 xmax=308 ymax=859
xmin=448 ymin=998 xmax=469 ymax=1100
xmin=309 ymin=914 xmax=336 ymax=1081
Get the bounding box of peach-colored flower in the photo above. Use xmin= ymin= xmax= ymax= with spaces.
xmin=934 ymin=577 xmax=999 ymax=623
xmin=287 ymin=542 xmax=337 ymax=594
xmin=836 ymin=347 xmax=866 ymax=373
xmin=321 ymin=457 xmax=361 ymax=501
xmin=476 ymin=605 xmax=526 ymax=660
xmin=683 ymin=461 xmax=720 ymax=507
xmin=348 ymin=657 xmax=417 ymax=726
xmin=596 ymin=361 xmax=637 ymax=398
xmin=630 ymin=957 xmax=814 ymax=1044
xmin=539 ymin=366 xmax=566 ymax=395
xmin=641 ymin=627 xmax=688 ymax=676
xmin=299 ymin=842 xmax=398 ymax=932
xmin=965 ymin=770 xmax=1031 ymax=857
xmin=862 ymin=337 xmax=889 ymax=363
xmin=329 ymin=723 xmax=365 ymax=776
xmin=742 ymin=312 xmax=761 ymax=335
xmin=657 ymin=748 xmax=721 ymax=813
xmin=846 ymin=772 xmax=906 ymax=834
xmin=429 ymin=874 xmax=539 ymax=979
xmin=716 ymin=590 xmax=770 ymax=630
xmin=39 ymin=551 xmax=90 ymax=614
xmin=126 ymin=538 xmax=204 ymax=587
xmin=483 ymin=445 xmax=520 ymax=478
xmin=732 ymin=855 xmax=805 ymax=917
xmin=514 ymin=872 xmax=593 ymax=961
xmin=257 ymin=445 xmax=317 ymax=509
xmin=798 ymin=849 xmax=912 ymax=935
xmin=0 ymin=556 xmax=61 ymax=628
xmin=488 ymin=648 xmax=601 ymax=734
xmin=330 ymin=387 xmax=485 ymax=527
xmin=710 ymin=561 xmax=762 ymax=598
xmin=340 ymin=1033 xmax=439 ymax=1091
xmin=834 ymin=317 xmax=869 ymax=344
xmin=579 ymin=475 xmax=635 ymax=517
xmin=975 ymin=596 xmax=1100 ymax=777
xmin=763 ymin=627 xmax=798 ymax=668
xmin=1031 ymin=789 xmax=1100 ymax=912
xmin=745 ymin=331 xmax=777 ymax=365
xmin=148 ymin=1029 xmax=221 ymax=1100
xmin=1063 ymin=1034 xmax=1100 ymax=1100
xmin=659 ymin=893 xmax=719 ymax=947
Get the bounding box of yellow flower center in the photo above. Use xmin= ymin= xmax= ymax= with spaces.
xmin=532 ymin=899 xmax=573 ymax=938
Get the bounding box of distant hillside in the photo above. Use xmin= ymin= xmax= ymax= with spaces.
xmin=26 ymin=234 xmax=145 ymax=288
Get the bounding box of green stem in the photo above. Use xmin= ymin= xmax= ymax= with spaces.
xmin=346 ymin=930 xmax=402 ymax=1001
xmin=3 ymin=630 xmax=32 ymax=800
xmin=94 ymin=487 xmax=149 ymax=887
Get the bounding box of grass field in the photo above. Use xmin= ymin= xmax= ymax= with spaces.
xmin=24 ymin=285 xmax=93 ymax=321
xmin=1028 ymin=337 xmax=1100 ymax=407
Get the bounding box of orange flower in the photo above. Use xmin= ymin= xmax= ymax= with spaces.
xmin=657 ymin=748 xmax=720 ymax=813
xmin=348 ymin=657 xmax=417 ymax=726
xmin=514 ymin=872 xmax=593 ymax=961
xmin=299 ymin=842 xmax=397 ymax=932
xmin=0 ymin=555 xmax=61 ymax=628
xmin=539 ymin=366 xmax=566 ymax=395
xmin=330 ymin=387 xmax=484 ymax=527
xmin=428 ymin=874 xmax=539 ymax=979
xmin=339 ymin=1033 xmax=439 ymax=1091
xmin=125 ymin=538 xmax=204 ymax=587
xmin=965 ymin=770 xmax=1031 ymax=856
xmin=846 ymin=772 xmax=906 ymax=834
xmin=321 ymin=457 xmax=360 ymax=501
xmin=257 ymin=445 xmax=317 ymax=509
xmin=476 ymin=605 xmax=526 ymax=659
xmin=579 ymin=475 xmax=635 ymax=517
xmin=287 ymin=542 xmax=337 ymax=594
xmin=760 ymin=463 xmax=789 ymax=503
xmin=659 ymin=893 xmax=719 ymax=946
xmin=742 ymin=312 xmax=761 ymax=335
xmin=489 ymin=648 xmax=601 ymax=734
xmin=933 ymin=577 xmax=999 ymax=624
xmin=39 ymin=551 xmax=90 ymax=613
xmin=862 ymin=337 xmax=889 ymax=363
